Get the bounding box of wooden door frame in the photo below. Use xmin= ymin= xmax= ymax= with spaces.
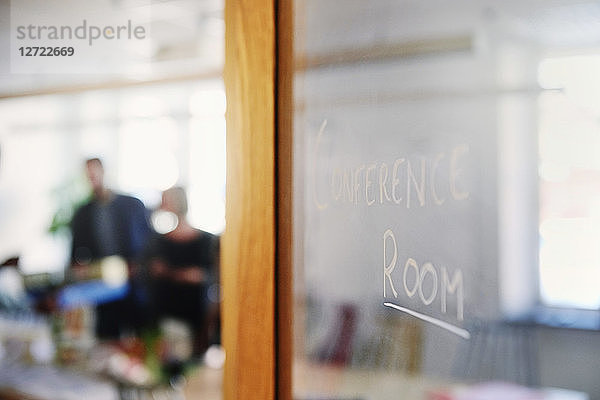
xmin=222 ymin=0 xmax=292 ymax=399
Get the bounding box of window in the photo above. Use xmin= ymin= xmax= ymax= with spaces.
xmin=537 ymin=55 xmax=600 ymax=311
xmin=0 ymin=80 xmax=226 ymax=275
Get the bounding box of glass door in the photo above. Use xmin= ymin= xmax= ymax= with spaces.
xmin=291 ymin=1 xmax=600 ymax=399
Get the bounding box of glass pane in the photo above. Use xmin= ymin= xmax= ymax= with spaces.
xmin=292 ymin=1 xmax=600 ymax=399
xmin=0 ymin=1 xmax=225 ymax=397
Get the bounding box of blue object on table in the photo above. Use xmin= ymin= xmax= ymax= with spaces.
xmin=57 ymin=281 xmax=129 ymax=310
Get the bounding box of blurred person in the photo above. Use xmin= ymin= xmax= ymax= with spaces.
xmin=147 ymin=186 xmax=220 ymax=360
xmin=69 ymin=158 xmax=152 ymax=339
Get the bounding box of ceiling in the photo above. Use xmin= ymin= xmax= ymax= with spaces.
xmin=2 ymin=0 xmax=600 ymax=97
xmin=299 ymin=0 xmax=600 ymax=58
xmin=0 ymin=0 xmax=224 ymax=97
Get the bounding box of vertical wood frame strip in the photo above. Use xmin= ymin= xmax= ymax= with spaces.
xmin=223 ymin=0 xmax=277 ymax=398
xmin=276 ymin=0 xmax=293 ymax=398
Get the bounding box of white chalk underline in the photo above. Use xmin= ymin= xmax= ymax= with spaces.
xmin=383 ymin=302 xmax=471 ymax=340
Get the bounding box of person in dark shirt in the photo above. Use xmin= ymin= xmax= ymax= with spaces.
xmin=70 ymin=158 xmax=152 ymax=339
xmin=148 ymin=186 xmax=220 ymax=358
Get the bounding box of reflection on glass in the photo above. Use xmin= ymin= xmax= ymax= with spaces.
xmin=293 ymin=1 xmax=599 ymax=399
xmin=538 ymin=55 xmax=600 ymax=310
